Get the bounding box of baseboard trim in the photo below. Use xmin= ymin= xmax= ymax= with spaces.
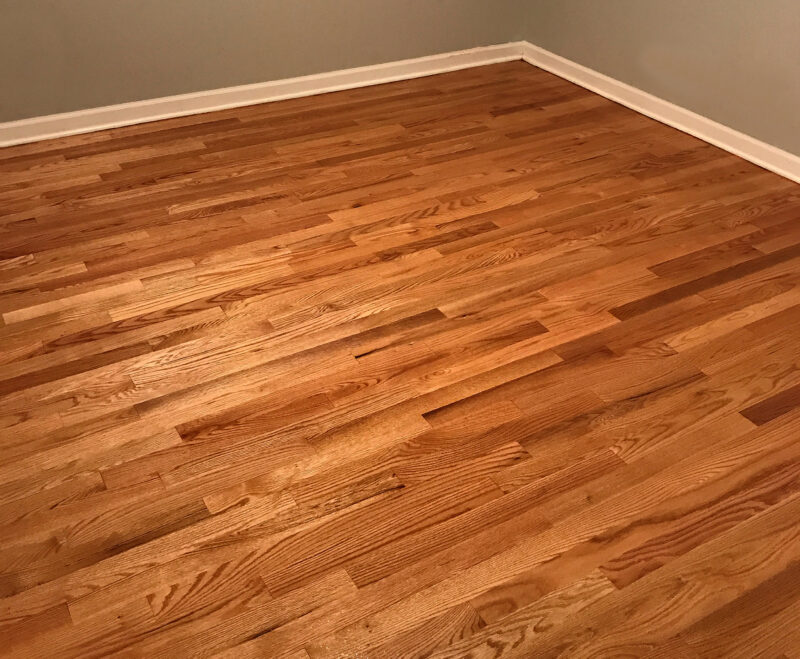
xmin=521 ymin=42 xmax=800 ymax=184
xmin=3 ymin=39 xmax=799 ymax=186
xmin=0 ymin=42 xmax=525 ymax=147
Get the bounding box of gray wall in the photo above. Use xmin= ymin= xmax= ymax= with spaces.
xmin=523 ymin=0 xmax=800 ymax=155
xmin=0 ymin=0 xmax=525 ymax=121
xmin=2 ymin=0 xmax=798 ymax=157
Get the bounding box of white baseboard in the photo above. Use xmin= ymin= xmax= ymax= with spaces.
xmin=521 ymin=42 xmax=800 ymax=184
xmin=0 ymin=42 xmax=525 ymax=147
xmin=2 ymin=39 xmax=798 ymax=186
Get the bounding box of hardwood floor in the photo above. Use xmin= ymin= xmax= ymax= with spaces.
xmin=1 ymin=60 xmax=800 ymax=657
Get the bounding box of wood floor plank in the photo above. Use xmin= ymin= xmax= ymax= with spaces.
xmin=499 ymin=492 xmax=800 ymax=658
xmin=2 ymin=60 xmax=799 ymax=657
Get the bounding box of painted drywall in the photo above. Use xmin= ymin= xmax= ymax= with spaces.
xmin=0 ymin=0 xmax=526 ymax=121
xmin=3 ymin=0 xmax=798 ymax=157
xmin=522 ymin=0 xmax=800 ymax=155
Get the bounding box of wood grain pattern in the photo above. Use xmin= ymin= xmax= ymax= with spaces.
xmin=1 ymin=60 xmax=799 ymax=657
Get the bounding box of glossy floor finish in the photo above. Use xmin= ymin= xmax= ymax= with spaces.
xmin=1 ymin=61 xmax=800 ymax=658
